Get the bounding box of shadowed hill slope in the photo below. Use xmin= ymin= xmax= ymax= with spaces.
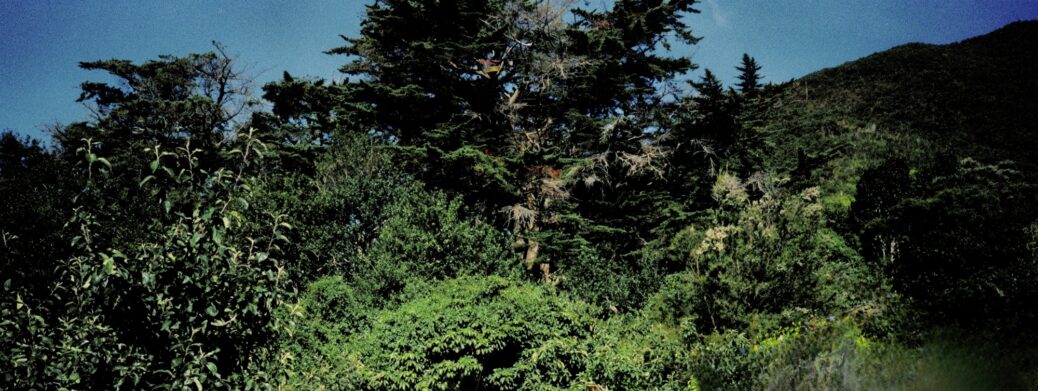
xmin=749 ymin=20 xmax=1038 ymax=175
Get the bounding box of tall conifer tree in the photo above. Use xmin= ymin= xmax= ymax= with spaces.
xmin=735 ymin=53 xmax=762 ymax=95
xmin=324 ymin=0 xmax=702 ymax=297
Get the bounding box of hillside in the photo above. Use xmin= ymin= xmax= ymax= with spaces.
xmin=749 ymin=20 xmax=1038 ymax=177
xmin=741 ymin=20 xmax=1038 ymax=324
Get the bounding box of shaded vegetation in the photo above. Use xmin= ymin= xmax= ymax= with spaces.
xmin=2 ymin=2 xmax=1036 ymax=389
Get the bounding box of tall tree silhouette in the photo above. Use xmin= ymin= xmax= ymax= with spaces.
xmin=735 ymin=53 xmax=762 ymax=95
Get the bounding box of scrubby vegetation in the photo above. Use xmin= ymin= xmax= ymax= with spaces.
xmin=2 ymin=1 xmax=1036 ymax=389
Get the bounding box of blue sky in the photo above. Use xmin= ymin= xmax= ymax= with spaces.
xmin=3 ymin=0 xmax=1037 ymax=141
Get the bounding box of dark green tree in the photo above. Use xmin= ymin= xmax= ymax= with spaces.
xmin=852 ymin=157 xmax=1038 ymax=323
xmin=690 ymin=69 xmax=736 ymax=148
xmin=321 ymin=0 xmax=701 ymax=305
xmin=735 ymin=53 xmax=762 ymax=95
xmin=64 ymin=46 xmax=251 ymax=162
xmin=48 ymin=47 xmax=260 ymax=249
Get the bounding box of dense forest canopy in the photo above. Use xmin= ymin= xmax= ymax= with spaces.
xmin=2 ymin=1 xmax=1036 ymax=389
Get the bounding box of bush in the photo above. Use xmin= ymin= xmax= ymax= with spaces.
xmin=270 ymin=275 xmax=703 ymax=390
xmin=663 ymin=176 xmax=877 ymax=332
xmin=554 ymin=240 xmax=673 ymax=311
xmin=0 ymin=132 xmax=292 ymax=389
xmin=689 ymin=330 xmax=767 ymax=390
xmin=351 ymin=188 xmax=517 ymax=304
xmin=248 ymin=134 xmax=418 ymax=282
xmin=253 ymin=133 xmax=517 ymax=299
xmin=275 ymin=276 xmax=596 ymax=390
xmin=259 ymin=276 xmax=372 ymax=389
xmin=578 ymin=315 xmax=696 ymax=390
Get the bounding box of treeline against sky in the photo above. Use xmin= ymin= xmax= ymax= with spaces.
xmin=2 ymin=2 xmax=1037 ymax=389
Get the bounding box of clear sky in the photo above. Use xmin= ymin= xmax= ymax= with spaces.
xmin=3 ymin=0 xmax=1037 ymax=141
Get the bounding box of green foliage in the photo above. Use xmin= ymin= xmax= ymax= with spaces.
xmin=251 ymin=133 xmax=516 ymax=292
xmin=645 ymin=270 xmax=708 ymax=327
xmin=353 ymin=187 xmax=516 ymax=303
xmin=578 ymin=314 xmax=696 ymax=390
xmin=351 ymin=276 xmax=593 ymax=389
xmin=555 ymin=241 xmax=671 ymax=311
xmin=662 ymin=175 xmax=877 ymax=331
xmin=270 ymin=275 xmax=699 ymax=390
xmin=1 ymin=130 xmax=291 ymax=389
xmin=853 ymin=157 xmax=1038 ymax=321
xmin=4 ymin=7 xmax=1038 ymax=391
xmin=258 ymin=276 xmax=371 ymax=388
xmin=273 ymin=276 xmax=594 ymax=389
xmin=735 ymin=53 xmax=763 ymax=95
xmin=689 ymin=330 xmax=767 ymax=390
xmin=248 ymin=133 xmax=412 ymax=280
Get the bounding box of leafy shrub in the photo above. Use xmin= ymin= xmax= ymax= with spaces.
xmin=690 ymin=318 xmax=886 ymax=390
xmin=252 ymin=133 xmax=516 ymax=298
xmin=275 ymin=276 xmax=596 ymax=390
xmin=259 ymin=276 xmax=372 ymax=389
xmin=645 ymin=270 xmax=708 ymax=327
xmin=664 ymin=176 xmax=877 ymax=332
xmin=1 ymin=132 xmax=291 ymax=389
xmin=578 ymin=315 xmax=697 ymax=390
xmin=351 ymin=188 xmax=516 ymax=304
xmin=554 ymin=240 xmax=674 ymax=311
xmin=249 ymin=134 xmax=418 ymax=281
xmin=689 ymin=330 xmax=767 ymax=390
xmin=270 ymin=275 xmax=702 ymax=390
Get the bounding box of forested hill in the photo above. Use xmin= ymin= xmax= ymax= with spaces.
xmin=750 ymin=20 xmax=1038 ymax=175
xmin=739 ymin=19 xmax=1038 ymax=336
xmin=2 ymin=2 xmax=1037 ymax=388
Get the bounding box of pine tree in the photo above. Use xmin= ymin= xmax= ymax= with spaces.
xmin=693 ymin=69 xmax=737 ymax=147
xmin=735 ymin=53 xmax=762 ymax=95
xmin=657 ymin=68 xmax=737 ymax=212
xmin=62 ymin=47 xmax=251 ymax=172
xmin=324 ymin=0 xmax=702 ymax=302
